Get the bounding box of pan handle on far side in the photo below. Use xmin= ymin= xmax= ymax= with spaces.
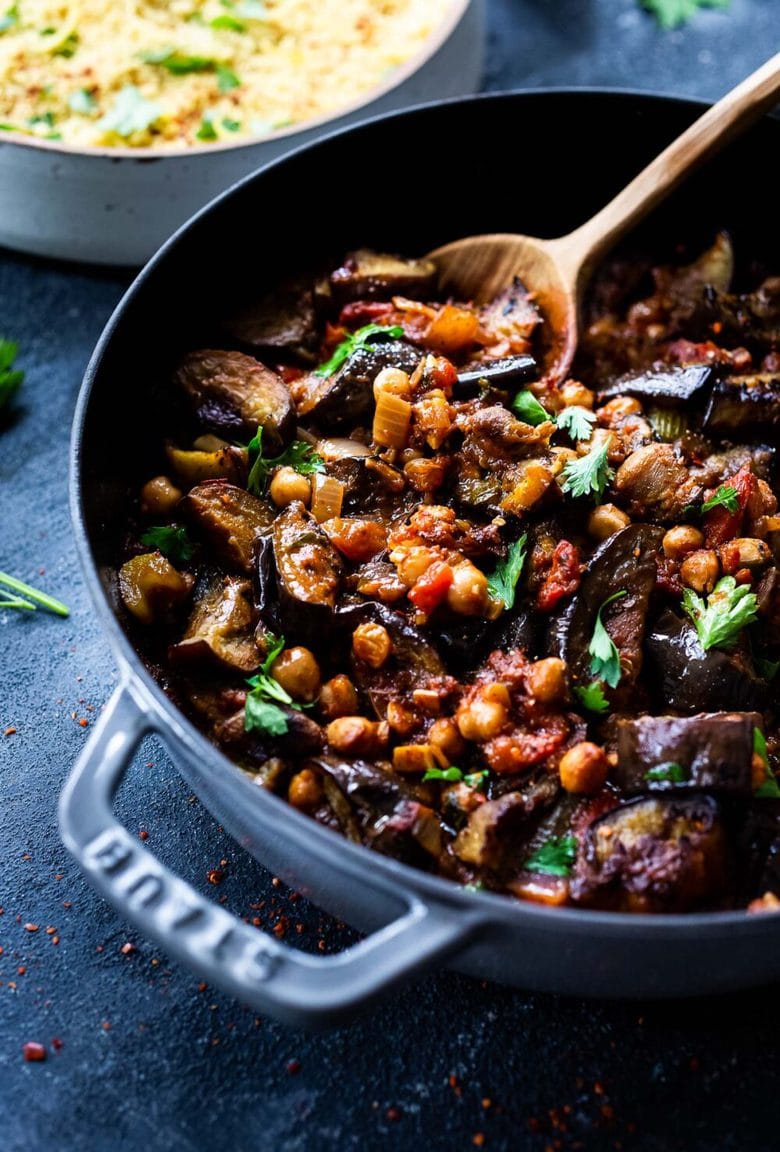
xmin=59 ymin=678 xmax=481 ymax=1029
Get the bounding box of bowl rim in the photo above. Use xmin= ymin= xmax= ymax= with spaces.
xmin=0 ymin=0 xmax=471 ymax=161
xmin=69 ymin=87 xmax=780 ymax=937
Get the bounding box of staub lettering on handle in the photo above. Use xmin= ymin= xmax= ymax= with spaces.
xmin=83 ymin=828 xmax=281 ymax=984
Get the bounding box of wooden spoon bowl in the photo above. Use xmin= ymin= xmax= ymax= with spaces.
xmin=428 ymin=53 xmax=780 ymax=384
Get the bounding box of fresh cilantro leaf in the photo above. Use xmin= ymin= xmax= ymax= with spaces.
xmin=68 ymin=88 xmax=97 ymax=115
xmin=0 ymin=570 xmax=69 ymax=616
xmin=139 ymin=525 xmax=195 ymax=565
xmin=754 ymin=727 xmax=768 ymax=764
xmin=216 ymin=65 xmax=241 ymax=92
xmin=221 ymin=117 xmax=241 ymax=132
xmin=0 ymin=337 xmax=23 ymax=411
xmin=560 ymin=440 xmax=614 ymax=501
xmin=463 ymin=770 xmax=489 ymax=791
xmin=28 ymin=111 xmax=56 ymax=128
xmin=260 ymin=631 xmax=285 ymax=676
xmin=53 ymin=31 xmax=78 ymax=57
xmin=524 ymin=835 xmax=578 ymax=877
xmin=681 ymin=576 xmax=759 ymax=652
xmin=701 ymin=484 xmax=739 ymax=514
xmin=511 ymin=390 xmax=550 ymax=426
xmin=486 ymin=534 xmax=528 ymax=611
xmin=244 ymin=696 xmax=288 ymax=736
xmin=644 ymin=762 xmax=687 ymax=783
xmin=0 ymin=4 xmax=19 ymax=33
xmin=97 ymin=86 xmax=162 ymax=137
xmin=196 ymin=116 xmax=218 ymax=142
xmin=556 ymin=405 xmax=596 ymax=442
xmin=753 ymin=727 xmax=780 ymax=798
xmin=641 ymin=0 xmax=730 ymax=31
xmin=246 ymin=427 xmax=325 ymax=496
xmin=573 ymin=681 xmax=610 ymax=715
xmin=588 ymin=590 xmax=627 ymax=688
xmin=314 ymin=324 xmax=404 ymax=378
xmin=211 ymin=13 xmax=245 ymax=31
xmin=143 ymin=48 xmax=217 ymax=74
xmin=422 ymin=765 xmax=463 ymax=782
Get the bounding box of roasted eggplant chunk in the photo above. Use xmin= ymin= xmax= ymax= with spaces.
xmin=614 ymin=712 xmax=759 ymax=794
xmin=599 ymin=363 xmax=715 ymax=406
xmin=455 ymin=354 xmax=537 ymax=394
xmin=175 ymin=348 xmax=294 ymax=447
xmin=571 ymin=795 xmax=726 ymax=912
xmin=614 ymin=445 xmax=702 ymax=523
xmin=183 ymin=480 xmax=273 ymax=573
xmin=329 ymin=249 xmax=437 ymax=306
xmin=215 ymin=706 xmax=323 ymax=762
xmin=704 ymin=374 xmax=780 ymax=437
xmin=266 ymin=501 xmax=342 ymax=643
xmin=169 ymin=575 xmax=260 ymax=673
xmin=223 ymin=279 xmax=318 ymax=361
xmin=646 ymin=609 xmax=767 ymax=713
xmin=700 ymin=276 xmax=780 ymax=350
xmin=299 ymin=338 xmax=421 ymax=429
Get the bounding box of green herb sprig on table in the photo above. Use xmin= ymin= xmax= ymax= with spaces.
xmin=0 ymin=571 xmax=69 ymax=616
xmin=0 ymin=337 xmax=23 ymax=411
xmin=641 ymin=0 xmax=730 ymax=30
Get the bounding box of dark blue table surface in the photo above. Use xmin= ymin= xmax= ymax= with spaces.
xmin=1 ymin=2 xmax=779 ymax=1149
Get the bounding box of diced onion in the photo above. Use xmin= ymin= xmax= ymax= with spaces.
xmin=310 ymin=474 xmax=345 ymax=522
xmin=373 ymin=391 xmax=412 ymax=449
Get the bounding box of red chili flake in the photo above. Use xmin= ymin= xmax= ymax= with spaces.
xmin=51 ymin=935 xmax=59 ymax=946
xmin=24 ymin=923 xmax=39 ymax=933
xmin=45 ymin=926 xmax=56 ymax=935
xmin=62 ymin=902 xmax=72 ymax=909
xmin=23 ymin=1042 xmax=46 ymax=1062
xmin=95 ymin=945 xmax=104 ymax=953
xmin=139 ymin=830 xmax=149 ymax=841
xmin=285 ymin=1059 xmax=301 ymax=1075
xmin=4 ymin=727 xmax=16 ymax=736
xmin=206 ymin=869 xmax=224 ymax=886
xmin=593 ymin=1081 xmax=605 ymax=1096
xmin=197 ymin=982 xmax=207 ymax=993
xmin=120 ymin=942 xmax=136 ymax=955
xmin=0 ymin=946 xmax=3 ymax=955
xmin=482 ymin=1098 xmax=492 ymax=1109
xmin=385 ymin=1107 xmax=402 ymax=1122
xmin=51 ymin=1037 xmax=64 ymax=1052
xmin=472 ymin=1136 xmax=485 ymax=1148
xmin=17 ymin=966 xmax=26 ymax=976
xmin=54 ymin=874 xmax=63 ymax=881
xmin=101 ymin=1021 xmax=111 ymax=1031
xmin=271 ymin=877 xmax=281 ymax=888
xmin=21 ymin=853 xmax=32 ymax=861
xmin=79 ymin=718 xmax=89 ymax=728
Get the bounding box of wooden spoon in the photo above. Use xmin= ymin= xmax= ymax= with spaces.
xmin=428 ymin=53 xmax=780 ymax=384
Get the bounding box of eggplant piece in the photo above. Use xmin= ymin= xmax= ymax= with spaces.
xmin=455 ymin=354 xmax=537 ymax=393
xmin=704 ymin=374 xmax=780 ymax=437
xmin=548 ymin=523 xmax=663 ymax=696
xmin=652 ymin=231 xmax=734 ymax=316
xmin=268 ymin=501 xmax=342 ymax=643
xmin=175 ymin=349 xmax=294 ymax=448
xmin=478 ymin=279 xmax=541 ymax=342
xmin=327 ymin=454 xmax=407 ymax=516
xmin=614 ymin=712 xmax=759 ymax=794
xmin=299 ymin=339 xmax=421 ymax=430
xmin=598 ymin=363 xmax=715 ymax=406
xmin=700 ymin=277 xmax=780 ymax=350
xmin=733 ymin=802 xmax=780 ymax=906
xmin=183 ymin=480 xmax=273 ymax=573
xmin=453 ymin=793 xmax=529 ymax=868
xmin=614 ymin=444 xmax=702 ymax=524
xmin=169 ymin=576 xmax=260 ymax=673
xmin=688 ymin=443 xmax=776 ymax=487
xmin=329 ymin=249 xmax=437 ymax=306
xmin=570 ymin=795 xmax=726 ymax=912
xmin=434 ymin=604 xmax=539 ymax=677
xmin=215 ymin=706 xmax=323 ymax=762
xmin=223 ymin=279 xmax=318 ymax=361
xmin=646 ymin=609 xmax=767 ymax=713
xmin=310 ymin=756 xmax=443 ymax=865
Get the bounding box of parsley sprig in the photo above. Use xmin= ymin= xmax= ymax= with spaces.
xmin=573 ymin=681 xmax=610 ymax=715
xmin=701 ymin=485 xmax=739 ymax=515
xmin=753 ymin=727 xmax=780 ymax=799
xmin=588 ymin=590 xmax=627 ymax=688
xmin=556 ymin=406 xmax=596 ymax=442
xmin=246 ymin=427 xmax=325 ymax=496
xmin=0 ymin=337 xmax=23 ymax=411
xmin=422 ymin=765 xmax=488 ymax=790
xmin=486 ymin=534 xmax=528 ymax=611
xmin=681 ymin=576 xmax=758 ymax=652
xmin=511 ymin=390 xmax=550 ymax=426
xmin=142 ymin=48 xmax=217 ymax=74
xmin=314 ymin=324 xmax=404 ymax=377
xmin=523 ymin=835 xmax=577 ymax=877
xmin=139 ymin=525 xmax=195 ymax=566
xmin=644 ymin=762 xmax=687 ymax=783
xmin=560 ymin=440 xmax=614 ymax=501
xmin=244 ymin=633 xmax=300 ymax=735
xmin=0 ymin=570 xmax=69 ymax=616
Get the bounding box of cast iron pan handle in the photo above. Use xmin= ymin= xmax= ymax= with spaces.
xmin=59 ymin=679 xmax=481 ymax=1028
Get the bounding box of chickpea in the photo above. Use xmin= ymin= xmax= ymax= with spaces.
xmin=271 ymin=646 xmax=321 ymax=703
xmin=326 ymin=716 xmax=389 ymax=757
xmin=680 ymin=549 xmax=720 ymax=594
xmin=559 ymin=741 xmax=608 ymax=794
xmin=528 ymin=657 xmax=568 ymax=704
xmin=288 ymin=768 xmax=324 ymax=812
xmin=560 ymin=380 xmax=595 ymax=410
xmin=386 ymin=700 xmax=418 ymax=737
xmin=723 ymin=538 xmax=772 ymax=570
xmin=456 ymin=684 xmax=510 ymax=742
xmin=352 ymin=622 xmax=393 ymax=669
xmin=269 ymin=466 xmax=312 ymax=508
xmin=446 ymin=561 xmax=490 ymax=617
xmin=373 ymin=366 xmax=412 ymax=400
xmin=663 ymin=524 xmax=704 ymax=560
xmin=588 ymin=503 xmax=631 ymax=542
xmin=140 ymin=475 xmax=183 ymax=517
xmin=599 ymin=396 xmax=642 ymax=421
xmin=429 ymin=717 xmax=466 ymax=761
xmin=319 ymin=674 xmax=359 ymax=721
xmin=393 ymin=544 xmax=440 ymax=586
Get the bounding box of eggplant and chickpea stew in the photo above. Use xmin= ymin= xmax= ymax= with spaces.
xmin=119 ymin=237 xmax=780 ymax=914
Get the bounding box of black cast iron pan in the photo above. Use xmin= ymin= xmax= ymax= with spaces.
xmin=60 ymin=91 xmax=780 ymax=1028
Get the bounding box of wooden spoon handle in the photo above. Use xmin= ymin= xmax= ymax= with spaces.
xmin=549 ymin=52 xmax=780 ymax=281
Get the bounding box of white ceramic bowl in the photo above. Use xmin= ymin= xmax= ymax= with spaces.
xmin=0 ymin=0 xmax=483 ymax=267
